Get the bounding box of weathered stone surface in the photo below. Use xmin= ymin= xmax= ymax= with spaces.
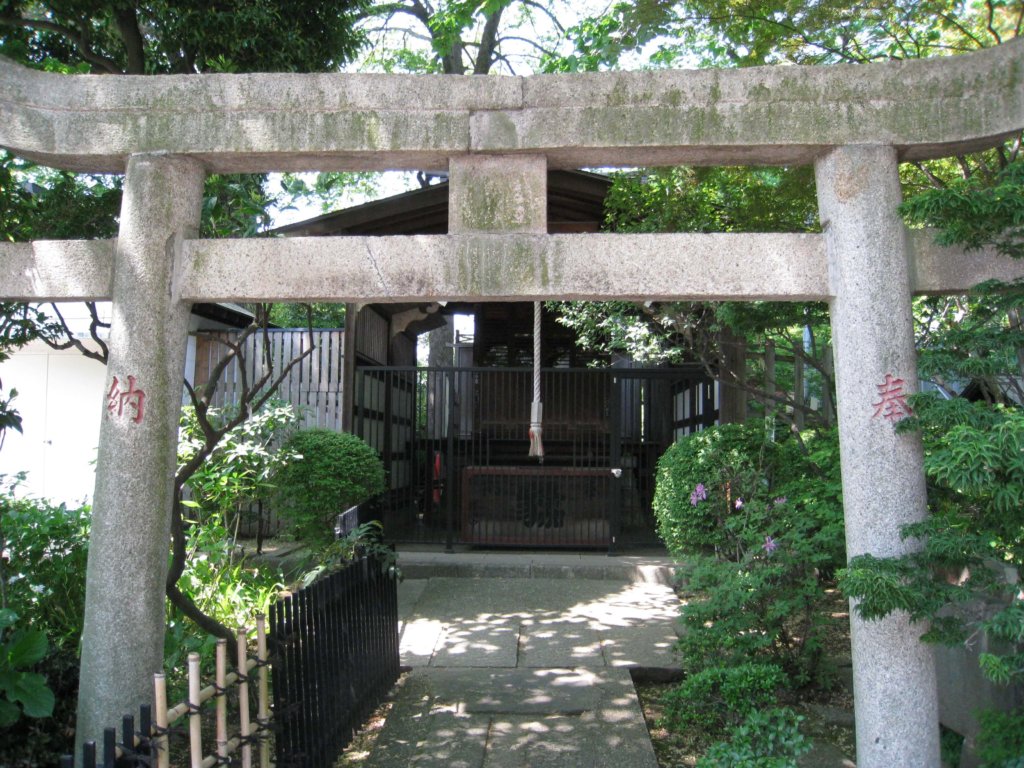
xmin=3 ymin=230 xmax=1020 ymax=304
xmin=449 ymin=155 xmax=547 ymax=234
xmin=0 ymin=239 xmax=114 ymax=300
xmin=907 ymin=230 xmax=1024 ymax=293
xmin=76 ymin=154 xmax=203 ymax=751
xmin=816 ymin=145 xmax=939 ymax=767
xmin=2 ymin=38 xmax=1021 ymax=173
xmin=180 ymin=232 xmax=830 ymax=302
xmin=366 ymin=668 xmax=658 ymax=768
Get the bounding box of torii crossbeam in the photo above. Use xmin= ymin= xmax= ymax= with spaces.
xmin=2 ymin=41 xmax=1023 ymax=764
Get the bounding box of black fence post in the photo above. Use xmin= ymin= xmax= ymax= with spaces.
xmin=609 ymin=372 xmax=623 ymax=555
xmin=269 ymin=555 xmax=400 ymax=768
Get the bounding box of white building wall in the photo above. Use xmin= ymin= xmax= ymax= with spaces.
xmin=0 ymin=304 xmax=241 ymax=505
xmin=0 ymin=340 xmax=107 ymax=505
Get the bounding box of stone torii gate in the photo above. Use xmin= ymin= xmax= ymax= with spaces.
xmin=2 ymin=41 xmax=1024 ymax=764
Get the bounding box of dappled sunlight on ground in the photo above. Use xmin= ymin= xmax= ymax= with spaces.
xmin=398 ymin=577 xmax=681 ymax=670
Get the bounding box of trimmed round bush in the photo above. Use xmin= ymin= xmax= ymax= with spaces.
xmin=272 ymin=429 xmax=386 ymax=549
xmin=652 ymin=422 xmax=796 ymax=556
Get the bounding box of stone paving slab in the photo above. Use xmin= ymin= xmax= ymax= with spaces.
xmin=376 ymin=575 xmax=678 ymax=767
xmin=426 ymin=668 xmax=603 ymax=715
xmin=366 ymin=667 xmax=659 ymax=768
xmin=431 ymin=624 xmax=520 ymax=668
xmin=518 ymin=621 xmax=604 ymax=668
xmin=601 ymin=624 xmax=680 ymax=668
xmin=398 ymin=577 xmax=682 ymax=669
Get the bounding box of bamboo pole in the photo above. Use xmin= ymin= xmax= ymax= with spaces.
xmin=154 ymin=673 xmax=170 ymax=768
xmin=215 ymin=639 xmax=228 ymax=763
xmin=188 ymin=652 xmax=203 ymax=768
xmin=165 ymin=657 xmax=258 ymax=723
xmin=237 ymin=629 xmax=252 ymax=768
xmin=257 ymin=615 xmax=271 ymax=768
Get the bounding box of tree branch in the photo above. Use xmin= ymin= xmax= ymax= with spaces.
xmin=112 ymin=5 xmax=146 ymax=74
xmin=167 ymin=582 xmax=233 ymax=643
xmin=496 ymin=34 xmax=559 ymax=59
xmin=473 ymin=6 xmax=505 ymax=74
xmin=911 ymin=161 xmax=948 ymax=189
xmin=41 ymin=302 xmax=109 ymax=364
xmin=938 ymin=13 xmax=987 ymax=50
xmin=985 ymin=0 xmax=1003 ymax=45
xmin=0 ymin=14 xmax=123 ymax=73
xmin=521 ymin=0 xmax=565 ymax=34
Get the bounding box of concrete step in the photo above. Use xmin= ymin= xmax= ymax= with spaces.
xmin=396 ymin=549 xmax=677 ymax=585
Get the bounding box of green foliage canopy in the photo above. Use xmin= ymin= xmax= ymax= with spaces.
xmin=272 ymin=429 xmax=387 ymax=550
xmin=0 ymin=0 xmax=369 ymax=75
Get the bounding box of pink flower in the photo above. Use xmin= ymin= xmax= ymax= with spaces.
xmin=763 ymin=535 xmax=778 ymax=555
xmin=773 ymin=497 xmax=787 ymax=507
xmin=735 ymin=498 xmax=744 ymax=510
xmin=690 ymin=483 xmax=708 ymax=506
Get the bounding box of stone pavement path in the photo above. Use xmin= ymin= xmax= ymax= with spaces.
xmin=363 ymin=574 xmax=681 ymax=768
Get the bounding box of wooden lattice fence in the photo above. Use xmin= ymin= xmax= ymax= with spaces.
xmin=193 ymin=329 xmax=346 ymax=431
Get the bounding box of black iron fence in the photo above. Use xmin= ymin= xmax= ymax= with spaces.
xmin=354 ymin=364 xmax=717 ymax=550
xmin=269 ymin=555 xmax=401 ymax=768
xmin=60 ymin=708 xmax=156 ymax=768
xmin=63 ymin=557 xmax=400 ymax=768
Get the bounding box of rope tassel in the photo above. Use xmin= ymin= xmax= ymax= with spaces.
xmin=529 ymin=402 xmax=544 ymax=460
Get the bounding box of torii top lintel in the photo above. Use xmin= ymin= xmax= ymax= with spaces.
xmin=1 ymin=40 xmax=1022 ymax=175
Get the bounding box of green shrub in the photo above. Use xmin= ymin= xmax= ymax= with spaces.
xmin=661 ymin=662 xmax=785 ymax=737
xmin=272 ymin=429 xmax=387 ymax=549
xmin=653 ymin=422 xmax=788 ymax=556
xmin=0 ymin=608 xmax=54 ymax=727
xmin=977 ymin=708 xmax=1024 ymax=768
xmin=654 ymin=424 xmax=844 ymax=685
xmin=0 ymin=479 xmax=89 ymax=654
xmin=698 ymin=707 xmax=810 ymax=768
xmin=0 ymin=478 xmax=88 ymax=761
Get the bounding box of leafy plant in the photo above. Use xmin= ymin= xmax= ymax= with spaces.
xmin=653 ymin=422 xmax=793 ymax=556
xmin=0 ymin=609 xmax=54 ymax=728
xmin=272 ymin=429 xmax=387 ymax=550
xmin=0 ymin=477 xmax=89 ymax=654
xmin=901 ymin=159 xmax=1024 ymax=260
xmin=698 ymin=707 xmax=810 ymax=768
xmin=655 ymin=423 xmax=844 ymax=687
xmin=178 ymin=400 xmax=299 ymax=538
xmin=661 ymin=662 xmax=785 ymax=737
xmin=840 ymin=396 xmax=1024 ymax=649
xmin=976 ymin=708 xmax=1024 ymax=768
xmin=294 ymin=520 xmax=399 ymax=589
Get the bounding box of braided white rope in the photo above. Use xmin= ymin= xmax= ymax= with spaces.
xmin=528 ymin=301 xmax=544 ymax=460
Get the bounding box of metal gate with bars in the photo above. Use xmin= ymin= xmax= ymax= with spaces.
xmin=354 ymin=365 xmax=718 ymax=551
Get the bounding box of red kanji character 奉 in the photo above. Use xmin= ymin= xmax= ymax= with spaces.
xmin=871 ymin=373 xmax=912 ymax=422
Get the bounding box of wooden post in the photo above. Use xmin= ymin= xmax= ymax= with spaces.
xmin=823 ymin=345 xmax=836 ymax=427
xmin=154 ymin=674 xmax=169 ymax=768
xmin=257 ymin=615 xmax=271 ymax=768
xmin=216 ymin=639 xmax=228 ymax=763
xmin=718 ymin=326 xmax=748 ymax=424
xmin=237 ymin=629 xmax=252 ymax=768
xmin=188 ymin=653 xmax=202 ymax=768
xmin=793 ymin=342 xmax=805 ymax=430
xmin=764 ymin=339 xmax=776 ymax=419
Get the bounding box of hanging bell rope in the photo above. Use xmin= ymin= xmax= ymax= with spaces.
xmin=528 ymin=301 xmax=544 ymax=462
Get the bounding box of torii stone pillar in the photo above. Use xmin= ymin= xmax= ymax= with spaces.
xmin=76 ymin=154 xmax=204 ymax=747
xmin=816 ymin=145 xmax=939 ymax=766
